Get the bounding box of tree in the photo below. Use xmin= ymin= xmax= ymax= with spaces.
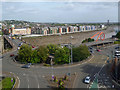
xmin=116 ymin=31 xmax=120 ymax=39
xmin=37 ymin=46 xmax=49 ymax=63
xmin=54 ymin=47 xmax=70 ymax=64
xmin=18 ymin=44 xmax=32 ymax=63
xmin=47 ymin=44 xmax=58 ymax=55
xmin=73 ymin=45 xmax=90 ymax=62
xmin=30 ymin=50 xmax=40 ymax=64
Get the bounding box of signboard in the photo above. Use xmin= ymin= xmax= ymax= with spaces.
xmin=52 ymin=75 xmax=54 ymax=80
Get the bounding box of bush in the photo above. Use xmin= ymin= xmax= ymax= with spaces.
xmin=43 ymin=63 xmax=51 ymax=67
xmin=82 ymin=38 xmax=94 ymax=43
xmin=114 ymin=41 xmax=120 ymax=44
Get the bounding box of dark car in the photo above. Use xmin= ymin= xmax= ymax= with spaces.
xmin=21 ymin=64 xmax=30 ymax=68
xmin=10 ymin=54 xmax=14 ymax=57
xmin=89 ymin=47 xmax=93 ymax=49
xmin=115 ymin=46 xmax=119 ymax=49
xmin=90 ymin=50 xmax=94 ymax=53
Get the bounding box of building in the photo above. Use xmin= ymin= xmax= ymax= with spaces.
xmin=10 ymin=25 xmax=31 ymax=35
xmin=49 ymin=27 xmax=58 ymax=34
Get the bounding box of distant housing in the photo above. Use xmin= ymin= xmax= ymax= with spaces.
xmin=8 ymin=24 xmax=106 ymax=36
xmin=33 ymin=25 xmax=105 ymax=36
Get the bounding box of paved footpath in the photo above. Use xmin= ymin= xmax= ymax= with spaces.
xmin=89 ymin=75 xmax=98 ymax=90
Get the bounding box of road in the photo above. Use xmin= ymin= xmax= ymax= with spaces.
xmin=2 ymin=36 xmax=120 ymax=88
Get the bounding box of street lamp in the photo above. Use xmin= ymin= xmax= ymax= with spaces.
xmin=59 ymin=33 xmax=61 ymax=46
xmin=70 ymin=36 xmax=74 ymax=64
xmin=50 ymin=56 xmax=54 ymax=81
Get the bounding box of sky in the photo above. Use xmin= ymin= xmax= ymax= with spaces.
xmin=1 ymin=1 xmax=119 ymax=23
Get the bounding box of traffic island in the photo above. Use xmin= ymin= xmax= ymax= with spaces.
xmin=46 ymin=73 xmax=77 ymax=89
xmin=0 ymin=72 xmax=20 ymax=89
xmin=0 ymin=77 xmax=15 ymax=89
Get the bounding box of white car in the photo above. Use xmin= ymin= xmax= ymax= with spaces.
xmin=84 ymin=76 xmax=91 ymax=84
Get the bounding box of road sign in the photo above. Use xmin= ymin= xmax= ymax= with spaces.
xmin=11 ymin=78 xmax=13 ymax=82
xmin=52 ymin=75 xmax=54 ymax=80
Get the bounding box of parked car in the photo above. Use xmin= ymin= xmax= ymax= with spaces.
xmin=21 ymin=64 xmax=30 ymax=68
xmin=10 ymin=54 xmax=14 ymax=57
xmin=89 ymin=47 xmax=93 ymax=50
xmin=97 ymin=49 xmax=101 ymax=52
xmin=90 ymin=50 xmax=94 ymax=53
xmin=84 ymin=76 xmax=91 ymax=84
xmin=32 ymin=46 xmax=35 ymax=48
xmin=115 ymin=46 xmax=119 ymax=49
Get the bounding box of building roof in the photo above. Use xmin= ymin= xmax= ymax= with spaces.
xmin=14 ymin=28 xmax=27 ymax=30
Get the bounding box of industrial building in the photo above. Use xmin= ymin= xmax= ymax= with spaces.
xmin=9 ymin=25 xmax=31 ymax=35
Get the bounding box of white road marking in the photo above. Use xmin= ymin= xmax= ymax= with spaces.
xmin=23 ymin=73 xmax=26 ymax=76
xmin=17 ymin=76 xmax=20 ymax=88
xmin=28 ymin=84 xmax=29 ymax=88
xmin=38 ymin=84 xmax=39 ymax=88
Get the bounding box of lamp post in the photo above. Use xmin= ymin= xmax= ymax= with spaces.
xmin=50 ymin=56 xmax=54 ymax=81
xmin=59 ymin=33 xmax=61 ymax=46
xmin=70 ymin=36 xmax=74 ymax=64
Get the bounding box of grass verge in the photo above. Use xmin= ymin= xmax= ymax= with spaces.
xmin=0 ymin=77 xmax=15 ymax=89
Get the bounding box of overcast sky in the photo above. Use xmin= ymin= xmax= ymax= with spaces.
xmin=1 ymin=2 xmax=118 ymax=23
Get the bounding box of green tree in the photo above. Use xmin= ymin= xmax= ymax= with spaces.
xmin=30 ymin=50 xmax=40 ymax=64
xmin=37 ymin=46 xmax=49 ymax=63
xmin=47 ymin=44 xmax=58 ymax=55
xmin=116 ymin=31 xmax=120 ymax=39
xmin=73 ymin=45 xmax=90 ymax=62
xmin=54 ymin=47 xmax=70 ymax=64
xmin=18 ymin=44 xmax=32 ymax=63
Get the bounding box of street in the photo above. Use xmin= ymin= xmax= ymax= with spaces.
xmin=2 ymin=37 xmax=120 ymax=88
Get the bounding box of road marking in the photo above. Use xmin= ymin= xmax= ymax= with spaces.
xmin=38 ymin=84 xmax=39 ymax=88
xmin=27 ymin=79 xmax=29 ymax=82
xmin=23 ymin=73 xmax=26 ymax=76
xmin=42 ymin=75 xmax=45 ymax=78
xmin=28 ymin=84 xmax=29 ymax=88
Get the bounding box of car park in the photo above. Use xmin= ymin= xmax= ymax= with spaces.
xmin=84 ymin=76 xmax=91 ymax=84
